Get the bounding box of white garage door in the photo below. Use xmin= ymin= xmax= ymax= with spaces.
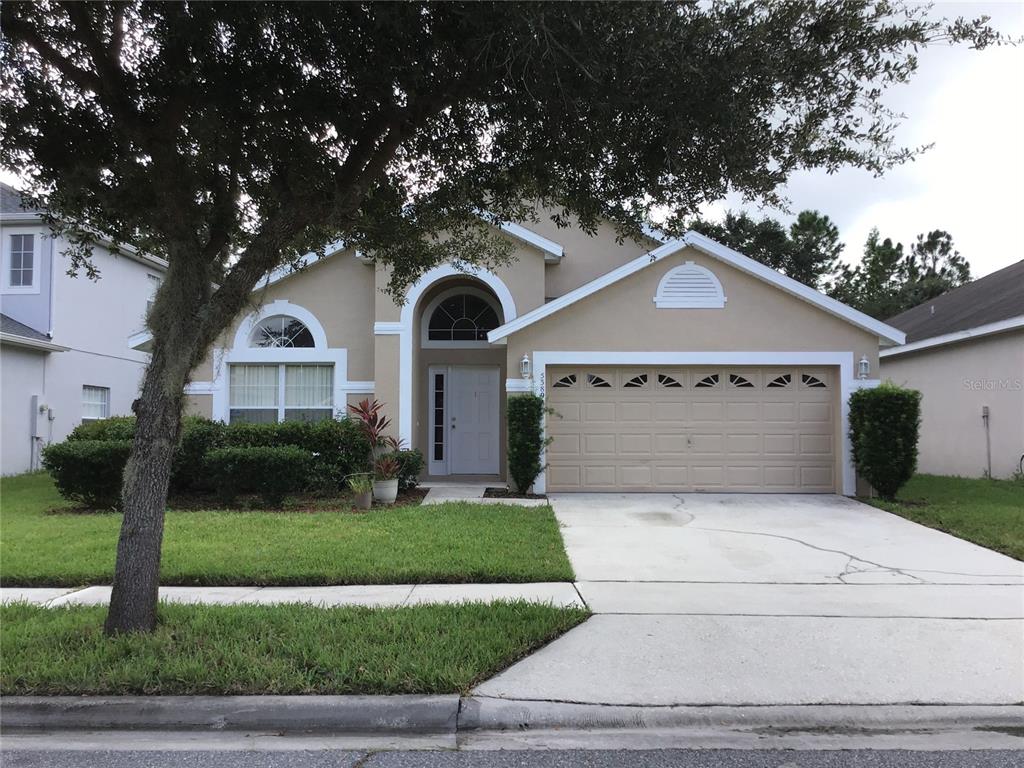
xmin=545 ymin=366 xmax=837 ymax=493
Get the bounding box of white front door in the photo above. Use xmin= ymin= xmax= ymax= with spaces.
xmin=449 ymin=366 xmax=500 ymax=475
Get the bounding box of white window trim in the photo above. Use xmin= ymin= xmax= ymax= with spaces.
xmin=81 ymin=385 xmax=111 ymax=422
xmin=653 ymin=261 xmax=727 ymax=309
xmin=420 ymin=285 xmax=504 ymax=349
xmin=196 ymin=299 xmax=357 ymax=422
xmin=226 ymin=362 xmax=335 ymax=423
xmin=2 ymin=230 xmax=41 ymax=294
xmin=527 ymin=350 xmax=860 ymax=496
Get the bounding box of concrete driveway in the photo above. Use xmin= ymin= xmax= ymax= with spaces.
xmin=475 ymin=494 xmax=1024 ymax=706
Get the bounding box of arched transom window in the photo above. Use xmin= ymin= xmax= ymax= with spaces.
xmin=249 ymin=315 xmax=316 ymax=348
xmin=423 ymin=288 xmax=501 ymax=346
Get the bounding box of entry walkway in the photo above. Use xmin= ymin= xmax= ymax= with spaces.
xmin=0 ymin=582 xmax=583 ymax=609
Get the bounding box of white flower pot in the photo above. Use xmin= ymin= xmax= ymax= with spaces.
xmin=372 ymin=478 xmax=399 ymax=504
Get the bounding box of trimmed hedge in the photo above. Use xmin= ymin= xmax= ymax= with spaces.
xmin=507 ymin=394 xmax=547 ymax=493
xmin=849 ymin=382 xmax=922 ymax=500
xmin=41 ymin=440 xmax=132 ymax=509
xmin=48 ymin=415 xmax=374 ymax=505
xmin=63 ymin=416 xmax=370 ymax=496
xmin=204 ymin=446 xmax=312 ymax=506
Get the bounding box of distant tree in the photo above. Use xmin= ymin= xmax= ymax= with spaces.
xmin=826 ymin=229 xmax=970 ymax=318
xmin=688 ymin=209 xmax=843 ymax=290
xmin=0 ymin=1 xmax=1000 ymax=634
xmin=903 ymin=230 xmax=971 ymax=308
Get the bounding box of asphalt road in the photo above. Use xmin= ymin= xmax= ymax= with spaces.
xmin=3 ymin=751 xmax=1022 ymax=768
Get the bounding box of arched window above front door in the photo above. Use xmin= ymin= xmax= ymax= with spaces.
xmin=422 ymin=287 xmax=501 ymax=347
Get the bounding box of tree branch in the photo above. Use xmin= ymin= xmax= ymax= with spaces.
xmin=0 ymin=7 xmax=104 ymax=94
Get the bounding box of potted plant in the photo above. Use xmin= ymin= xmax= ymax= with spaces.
xmin=372 ymin=454 xmax=400 ymax=504
xmin=346 ymin=473 xmax=373 ymax=510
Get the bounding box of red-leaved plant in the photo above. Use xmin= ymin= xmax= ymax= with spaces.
xmin=348 ymin=398 xmax=399 ymax=470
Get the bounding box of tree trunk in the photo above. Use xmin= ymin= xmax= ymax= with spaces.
xmin=103 ymin=339 xmax=191 ymax=634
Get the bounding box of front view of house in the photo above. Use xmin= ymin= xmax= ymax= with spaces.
xmin=175 ymin=216 xmax=905 ymax=495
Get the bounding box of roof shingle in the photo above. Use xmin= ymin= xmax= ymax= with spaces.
xmin=1 ymin=313 xmax=49 ymax=341
xmin=885 ymin=260 xmax=1024 ymax=343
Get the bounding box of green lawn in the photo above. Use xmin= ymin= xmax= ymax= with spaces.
xmin=868 ymin=474 xmax=1024 ymax=561
xmin=0 ymin=601 xmax=588 ymax=695
xmin=0 ymin=473 xmax=574 ymax=586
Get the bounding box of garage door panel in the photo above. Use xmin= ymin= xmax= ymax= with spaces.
xmin=583 ymin=433 xmax=616 ymax=454
xmin=619 ymin=433 xmax=653 ymax=455
xmin=691 ymin=401 xmax=724 ymax=421
xmin=764 ymin=433 xmax=797 ymax=455
xmin=799 ymin=402 xmax=832 ymax=423
xmin=725 ymin=401 xmax=759 ymax=421
xmin=548 ymin=433 xmax=581 ymax=456
xmin=654 ymin=401 xmax=687 ymax=421
xmin=690 ymin=433 xmax=724 ymax=453
xmin=654 ymin=433 xmax=688 ymax=454
xmin=584 ymin=465 xmax=617 ymax=487
xmin=763 ymin=401 xmax=796 ymax=422
xmin=726 ymin=433 xmax=761 ymax=454
xmin=546 ymin=366 xmax=836 ymax=493
xmin=619 ymin=401 xmax=652 ymax=421
xmin=585 ymin=402 xmax=616 ymax=422
xmin=548 ymin=464 xmax=581 ymax=489
xmin=653 ymin=465 xmax=688 ymax=486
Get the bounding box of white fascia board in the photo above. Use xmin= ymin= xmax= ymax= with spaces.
xmin=128 ymin=329 xmax=153 ymax=352
xmin=488 ymin=239 xmax=686 ymax=342
xmin=880 ymin=315 xmax=1024 ymax=358
xmin=259 ymin=240 xmax=350 ymax=289
xmin=496 ymin=220 xmax=564 ymax=262
xmin=488 ymin=232 xmax=906 ymax=345
xmin=0 ymin=332 xmax=69 ymax=352
xmin=681 ymin=232 xmax=906 ymax=346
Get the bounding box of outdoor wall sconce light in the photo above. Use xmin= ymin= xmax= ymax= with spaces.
xmin=858 ymin=355 xmax=870 ymax=380
xmin=520 ymin=354 xmax=532 ymax=379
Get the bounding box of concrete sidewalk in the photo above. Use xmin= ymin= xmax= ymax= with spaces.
xmin=421 ymin=483 xmax=548 ymax=506
xmin=0 ymin=583 xmax=584 ymax=609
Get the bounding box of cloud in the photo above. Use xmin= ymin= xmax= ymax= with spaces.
xmin=712 ymin=2 xmax=1024 ymax=278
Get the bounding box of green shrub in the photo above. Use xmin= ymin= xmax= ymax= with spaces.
xmin=507 ymin=394 xmax=547 ymax=493
xmin=849 ymin=382 xmax=922 ymax=500
xmin=388 ymin=449 xmax=424 ymax=491
xmin=204 ymin=446 xmax=312 ymax=506
xmin=171 ymin=417 xmax=226 ymax=493
xmin=66 ymin=416 xmax=136 ymax=442
xmin=41 ymin=440 xmax=131 ymax=509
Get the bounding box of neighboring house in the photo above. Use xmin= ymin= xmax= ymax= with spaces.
xmin=880 ymin=260 xmax=1024 ymax=479
xmin=170 ymin=213 xmax=904 ymax=495
xmin=0 ymin=183 xmax=167 ymax=475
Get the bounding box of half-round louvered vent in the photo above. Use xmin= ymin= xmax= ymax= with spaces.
xmin=654 ymin=262 xmax=726 ymax=308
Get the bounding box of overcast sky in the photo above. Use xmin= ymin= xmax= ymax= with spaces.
xmin=4 ymin=2 xmax=1021 ymax=279
xmin=696 ymin=1 xmax=1024 ymax=279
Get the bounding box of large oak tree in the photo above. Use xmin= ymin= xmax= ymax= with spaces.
xmin=0 ymin=1 xmax=999 ymax=633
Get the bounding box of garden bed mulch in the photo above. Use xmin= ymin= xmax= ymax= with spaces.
xmin=47 ymin=486 xmax=429 ymax=515
xmin=484 ymin=487 xmax=548 ymax=500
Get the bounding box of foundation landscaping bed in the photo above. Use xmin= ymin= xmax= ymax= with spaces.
xmin=0 ymin=472 xmax=575 ymax=586
xmin=0 ymin=601 xmax=588 ymax=695
xmin=867 ymin=474 xmax=1024 ymax=561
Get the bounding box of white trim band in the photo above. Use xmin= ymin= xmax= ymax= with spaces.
xmin=880 ymin=315 xmax=1024 ymax=358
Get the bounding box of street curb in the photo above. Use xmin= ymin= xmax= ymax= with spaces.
xmin=458 ymin=697 xmax=1024 ymax=735
xmin=0 ymin=695 xmax=460 ymax=734
xmin=3 ymin=695 xmax=1023 ymax=739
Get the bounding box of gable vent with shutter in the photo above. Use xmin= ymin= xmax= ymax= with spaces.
xmin=654 ymin=261 xmax=726 ymax=309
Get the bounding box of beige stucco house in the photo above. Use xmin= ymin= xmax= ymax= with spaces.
xmin=173 ymin=216 xmax=905 ymax=495
xmin=880 ymin=260 xmax=1024 ymax=480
